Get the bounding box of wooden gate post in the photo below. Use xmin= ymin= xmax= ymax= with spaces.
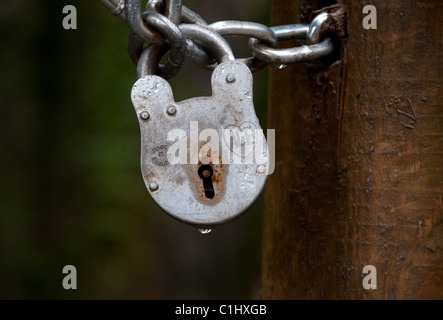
xmin=262 ymin=0 xmax=442 ymax=299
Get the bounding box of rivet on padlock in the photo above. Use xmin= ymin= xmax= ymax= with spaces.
xmin=130 ymin=25 xmax=271 ymax=231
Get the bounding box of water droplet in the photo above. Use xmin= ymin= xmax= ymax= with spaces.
xmin=153 ymin=80 xmax=161 ymax=93
xmin=198 ymin=229 xmax=212 ymax=235
xmin=277 ymin=64 xmax=287 ymax=70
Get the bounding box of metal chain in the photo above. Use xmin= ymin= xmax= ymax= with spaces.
xmin=250 ymin=13 xmax=334 ymax=64
xmin=98 ymin=0 xmax=336 ymax=79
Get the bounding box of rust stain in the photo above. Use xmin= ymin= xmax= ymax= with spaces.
xmin=187 ymin=153 xmax=227 ymax=204
xmin=226 ymin=103 xmax=245 ymax=124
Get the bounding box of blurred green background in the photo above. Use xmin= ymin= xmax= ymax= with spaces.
xmin=0 ymin=0 xmax=270 ymax=299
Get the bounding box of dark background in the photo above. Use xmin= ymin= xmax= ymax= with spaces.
xmin=0 ymin=0 xmax=270 ymax=299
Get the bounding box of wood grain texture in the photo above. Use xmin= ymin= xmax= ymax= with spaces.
xmin=262 ymin=0 xmax=442 ymax=299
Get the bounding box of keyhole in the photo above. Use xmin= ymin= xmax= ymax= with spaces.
xmin=198 ymin=164 xmax=215 ymax=199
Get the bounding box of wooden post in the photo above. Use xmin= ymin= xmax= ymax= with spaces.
xmin=262 ymin=0 xmax=442 ymax=299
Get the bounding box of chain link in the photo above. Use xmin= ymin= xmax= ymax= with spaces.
xmin=208 ymin=21 xmax=278 ymax=72
xmin=141 ymin=11 xmax=187 ymax=79
xmin=250 ymin=13 xmax=334 ymax=65
xmin=99 ymin=0 xmax=336 ymax=79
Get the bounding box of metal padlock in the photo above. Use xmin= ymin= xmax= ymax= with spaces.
xmin=130 ymin=27 xmax=271 ymax=230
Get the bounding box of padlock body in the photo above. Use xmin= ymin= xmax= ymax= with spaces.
xmin=131 ymin=61 xmax=269 ymax=227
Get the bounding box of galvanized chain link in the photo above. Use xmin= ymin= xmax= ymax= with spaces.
xmin=98 ymin=0 xmax=336 ymax=79
xmin=249 ymin=13 xmax=334 ymax=64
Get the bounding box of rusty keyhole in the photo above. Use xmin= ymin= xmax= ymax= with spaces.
xmin=198 ymin=164 xmax=215 ymax=199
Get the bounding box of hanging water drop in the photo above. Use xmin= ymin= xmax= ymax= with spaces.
xmin=277 ymin=64 xmax=287 ymax=70
xmin=198 ymin=228 xmax=212 ymax=234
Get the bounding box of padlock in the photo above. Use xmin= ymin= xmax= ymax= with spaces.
xmin=130 ymin=25 xmax=271 ymax=230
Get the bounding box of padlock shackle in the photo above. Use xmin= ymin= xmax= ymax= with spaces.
xmin=137 ymin=24 xmax=235 ymax=79
xmin=136 ymin=44 xmax=168 ymax=79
